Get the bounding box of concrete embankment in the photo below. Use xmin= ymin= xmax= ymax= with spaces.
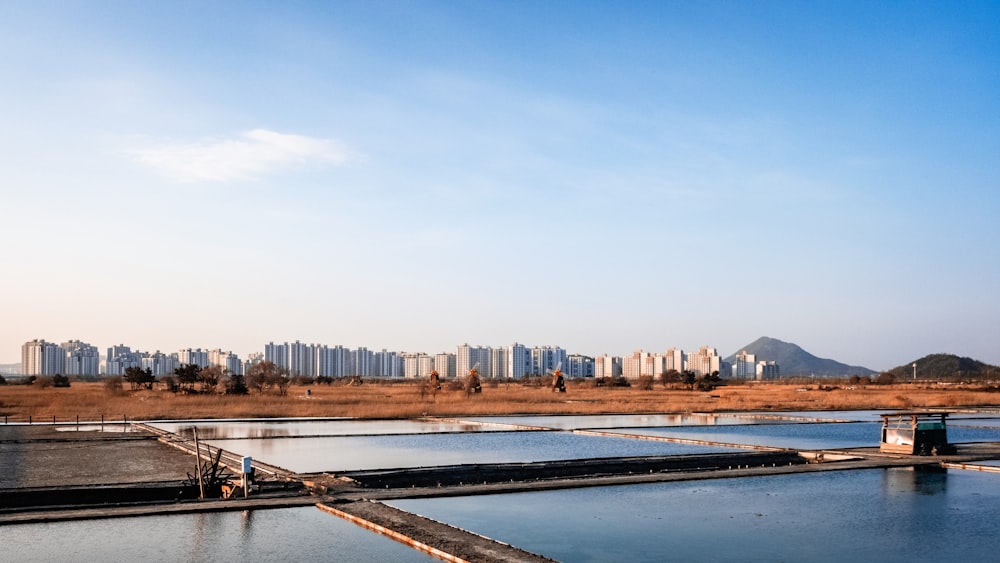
xmin=319 ymin=500 xmax=555 ymax=563
xmin=337 ymin=451 xmax=805 ymax=489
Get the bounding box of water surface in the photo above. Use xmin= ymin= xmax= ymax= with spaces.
xmin=153 ymin=418 xmax=495 ymax=439
xmin=205 ymin=431 xmax=742 ymax=473
xmin=391 ymin=468 xmax=1000 ymax=563
xmin=0 ymin=506 xmax=434 ymax=562
xmin=461 ymin=413 xmax=782 ymax=429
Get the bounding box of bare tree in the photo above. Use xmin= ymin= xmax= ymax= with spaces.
xmin=246 ymin=360 xmax=289 ymax=395
xmin=199 ymin=365 xmax=224 ymax=393
xmin=174 ymin=364 xmax=202 ymax=392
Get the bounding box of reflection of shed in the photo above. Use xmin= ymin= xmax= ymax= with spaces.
xmin=879 ymin=412 xmax=956 ymax=455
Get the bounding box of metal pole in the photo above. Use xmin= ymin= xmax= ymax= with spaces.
xmin=193 ymin=427 xmax=205 ymax=500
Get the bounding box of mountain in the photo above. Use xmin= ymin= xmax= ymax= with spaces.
xmin=724 ymin=336 xmax=876 ymax=378
xmin=885 ymin=354 xmax=1000 ymax=381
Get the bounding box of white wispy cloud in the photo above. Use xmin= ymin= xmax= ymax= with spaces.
xmin=132 ymin=129 xmax=355 ymax=182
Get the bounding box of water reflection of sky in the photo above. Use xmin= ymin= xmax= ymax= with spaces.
xmin=604 ymin=422 xmax=883 ymax=450
xmin=767 ymin=410 xmax=890 ymax=421
xmin=152 ymin=419 xmax=497 ymax=439
xmin=604 ymin=422 xmax=1000 ymax=450
xmin=0 ymin=506 xmax=434 ymax=563
xmin=390 ymin=468 xmax=1000 ymax=563
xmin=205 ymin=431 xmax=743 ymax=473
xmin=460 ymin=413 xmax=784 ymax=429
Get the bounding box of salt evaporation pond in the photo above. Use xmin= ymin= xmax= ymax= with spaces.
xmin=766 ymin=410 xmax=893 ymax=421
xmin=0 ymin=506 xmax=435 ymax=563
xmin=200 ymin=430 xmax=743 ymax=473
xmin=461 ymin=413 xmax=784 ymax=429
xmin=390 ymin=468 xmax=1000 ymax=563
xmin=603 ymin=422 xmax=1000 ymax=450
xmin=152 ymin=418 xmax=498 ymax=439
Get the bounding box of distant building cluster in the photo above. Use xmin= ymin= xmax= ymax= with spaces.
xmin=19 ymin=339 xmax=242 ymax=377
xmin=21 ymin=339 xmax=100 ymax=377
xmin=17 ymin=339 xmax=779 ymax=381
xmin=732 ymin=350 xmax=780 ymax=381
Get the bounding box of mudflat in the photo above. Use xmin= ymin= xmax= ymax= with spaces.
xmin=0 ymin=425 xmax=196 ymax=489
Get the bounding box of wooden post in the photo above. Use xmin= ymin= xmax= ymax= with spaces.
xmin=193 ymin=427 xmax=205 ymax=500
xmin=100 ymin=414 xmax=104 ymax=433
xmin=76 ymin=415 xmax=79 ymax=431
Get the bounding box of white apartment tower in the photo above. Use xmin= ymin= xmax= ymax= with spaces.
xmin=733 ymin=350 xmax=757 ymax=380
xmin=491 ymin=347 xmax=508 ymax=381
xmin=456 ymin=344 xmax=492 ymax=378
xmin=21 ymin=339 xmax=62 ymax=376
xmin=264 ymin=342 xmax=288 ymax=370
xmin=531 ymin=346 xmax=566 ymax=376
xmin=757 ymin=361 xmax=779 ymax=380
xmin=61 ymin=340 xmax=100 ymax=376
xmin=665 ymin=348 xmax=685 ymax=372
xmin=594 ymin=355 xmax=622 ymax=378
xmin=566 ymin=354 xmax=595 ymax=378
xmin=178 ymin=348 xmax=210 ymax=368
xmin=686 ymin=346 xmax=722 ymax=376
xmin=434 ymin=353 xmax=456 ymax=379
xmin=506 ymin=343 xmax=532 ymax=379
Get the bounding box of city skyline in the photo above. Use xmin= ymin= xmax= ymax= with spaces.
xmin=19 ymin=337 xmax=775 ymax=381
xmin=2 ymin=2 xmax=998 ymax=371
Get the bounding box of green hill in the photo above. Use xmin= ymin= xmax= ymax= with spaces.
xmin=887 ymin=354 xmax=1000 ymax=381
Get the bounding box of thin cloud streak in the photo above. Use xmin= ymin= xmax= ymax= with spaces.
xmin=132 ymin=129 xmax=355 ymax=182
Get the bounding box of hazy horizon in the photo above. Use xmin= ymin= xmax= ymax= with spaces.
xmin=2 ymin=2 xmax=998 ymax=371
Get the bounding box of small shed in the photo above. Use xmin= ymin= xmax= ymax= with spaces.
xmin=879 ymin=411 xmax=956 ymax=455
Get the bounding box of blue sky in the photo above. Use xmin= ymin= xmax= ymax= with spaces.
xmin=1 ymin=1 xmax=998 ymax=370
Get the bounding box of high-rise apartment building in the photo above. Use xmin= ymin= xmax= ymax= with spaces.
xmin=287 ymin=341 xmax=315 ymax=377
xmin=264 ymin=342 xmax=288 ymax=370
xmin=140 ymin=351 xmax=179 ymax=376
xmin=505 ymin=343 xmax=531 ymax=379
xmin=757 ymin=361 xmax=779 ymax=380
xmin=594 ymin=354 xmax=622 ymax=378
xmin=434 ymin=352 xmax=456 ymax=379
xmin=178 ymin=348 xmax=210 ymax=368
xmin=733 ymin=350 xmax=757 ymax=380
xmin=316 ymin=345 xmax=348 ymax=377
xmin=352 ymin=347 xmax=373 ymax=377
xmin=22 ymin=339 xmax=100 ymax=376
xmin=106 ymin=344 xmax=140 ymax=375
xmin=665 ymin=348 xmax=685 ymax=372
xmin=531 ymin=346 xmax=566 ymax=376
xmin=456 ymin=344 xmax=492 ymax=378
xmin=208 ymin=349 xmax=243 ymax=375
xmin=61 ymin=340 xmax=100 ymax=376
xmin=402 ymin=353 xmax=435 ymax=379
xmin=373 ymin=349 xmax=403 ymax=377
xmin=566 ymin=354 xmax=594 ymax=378
xmin=490 ymin=347 xmax=508 ymax=381
xmin=21 ymin=339 xmax=63 ymax=376
xmin=686 ymin=346 xmax=722 ymax=376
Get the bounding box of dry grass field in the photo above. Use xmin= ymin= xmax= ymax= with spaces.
xmin=2 ymin=379 xmax=999 ymax=423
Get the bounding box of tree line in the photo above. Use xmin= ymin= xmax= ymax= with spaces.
xmin=113 ymin=361 xmax=294 ymax=395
